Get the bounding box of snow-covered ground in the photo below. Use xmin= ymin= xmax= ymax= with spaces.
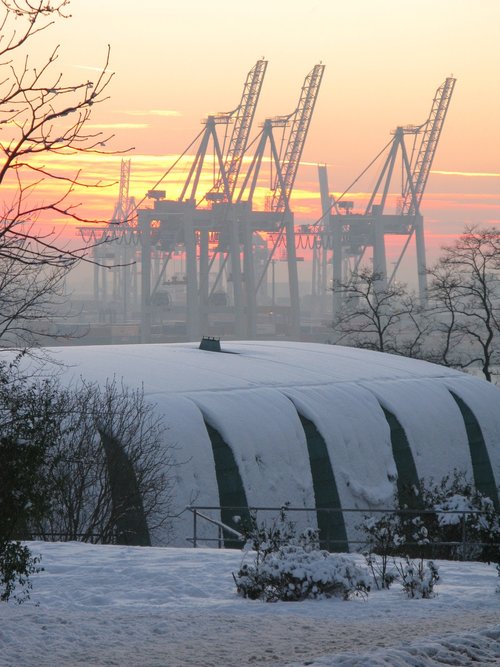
xmin=0 ymin=542 xmax=498 ymax=666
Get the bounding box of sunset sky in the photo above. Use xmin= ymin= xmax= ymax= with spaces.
xmin=8 ymin=0 xmax=500 ymax=277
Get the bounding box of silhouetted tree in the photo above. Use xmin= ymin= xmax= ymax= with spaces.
xmin=331 ymin=269 xmax=429 ymax=357
xmin=0 ymin=0 xmax=115 ymax=347
xmin=0 ymin=0 xmax=117 ymax=600
xmin=427 ymin=226 xmax=500 ymax=382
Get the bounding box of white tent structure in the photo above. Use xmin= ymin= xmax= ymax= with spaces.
xmin=26 ymin=341 xmax=500 ymax=548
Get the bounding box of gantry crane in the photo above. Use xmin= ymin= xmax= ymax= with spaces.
xmin=233 ymin=63 xmax=325 ymax=336
xmin=210 ymin=59 xmax=268 ymax=202
xmin=137 ymin=62 xmax=324 ymax=342
xmin=269 ymin=63 xmax=325 ymax=213
xmin=323 ymin=76 xmax=456 ymax=314
xmin=137 ymin=60 xmax=268 ymax=341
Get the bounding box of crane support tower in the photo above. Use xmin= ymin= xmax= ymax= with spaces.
xmin=137 ymin=62 xmax=324 ymax=343
xmin=322 ymin=76 xmax=455 ymax=315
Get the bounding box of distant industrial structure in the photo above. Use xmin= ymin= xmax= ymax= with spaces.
xmin=310 ymin=77 xmax=456 ymax=316
xmin=78 ymin=66 xmax=456 ymax=343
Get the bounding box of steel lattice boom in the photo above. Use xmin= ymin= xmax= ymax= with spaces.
xmin=401 ymin=77 xmax=456 ymax=216
xmin=222 ymin=59 xmax=267 ymax=201
xmin=271 ymin=63 xmax=325 ymax=212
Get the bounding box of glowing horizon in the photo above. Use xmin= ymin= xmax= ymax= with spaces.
xmin=2 ymin=0 xmax=499 ymax=267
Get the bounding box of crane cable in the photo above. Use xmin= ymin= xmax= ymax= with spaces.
xmin=125 ymin=127 xmax=207 ymax=218
xmin=310 ymin=136 xmax=394 ymax=229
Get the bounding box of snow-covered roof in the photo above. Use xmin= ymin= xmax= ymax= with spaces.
xmin=13 ymin=341 xmax=500 ymax=548
xmin=39 ymin=340 xmax=466 ymax=394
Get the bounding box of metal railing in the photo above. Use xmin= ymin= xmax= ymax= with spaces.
xmin=185 ymin=505 xmax=499 ymax=560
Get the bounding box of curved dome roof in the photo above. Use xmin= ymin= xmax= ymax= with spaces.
xmin=44 ymin=339 xmax=467 ymax=393
xmin=29 ymin=341 xmax=500 ymax=548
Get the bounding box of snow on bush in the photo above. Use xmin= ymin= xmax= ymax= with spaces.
xmin=357 ymin=513 xmax=405 ymax=589
xmin=235 ymin=545 xmax=370 ymax=602
xmin=233 ymin=506 xmax=370 ymax=602
xmin=434 ymin=493 xmax=476 ymax=526
xmin=358 ymin=471 xmax=499 ymax=564
xmin=395 ymin=556 xmax=439 ymax=599
xmin=418 ymin=471 xmax=500 ymax=562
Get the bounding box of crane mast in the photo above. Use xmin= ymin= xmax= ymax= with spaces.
xmin=402 ymin=77 xmax=456 ymax=215
xmin=271 ymin=63 xmax=325 ymax=212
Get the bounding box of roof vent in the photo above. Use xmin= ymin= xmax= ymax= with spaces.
xmin=199 ymin=336 xmax=221 ymax=352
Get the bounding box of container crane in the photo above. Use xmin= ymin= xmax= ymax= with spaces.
xmin=200 ymin=59 xmax=267 ymax=332
xmin=235 ymin=63 xmax=325 ymax=336
xmin=270 ymin=63 xmax=325 ymax=213
xmin=78 ymin=159 xmax=140 ymax=320
xmin=137 ymin=60 xmax=269 ymax=342
xmin=327 ymin=76 xmax=456 ymax=312
xmin=389 ymin=76 xmax=456 ymax=291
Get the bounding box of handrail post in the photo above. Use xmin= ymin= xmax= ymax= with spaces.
xmin=193 ymin=508 xmax=197 ymax=548
xmin=461 ymin=515 xmax=466 ymax=561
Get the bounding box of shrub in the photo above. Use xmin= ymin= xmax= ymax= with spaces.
xmin=234 ymin=506 xmax=370 ymax=602
xmin=394 ymin=556 xmax=439 ymax=599
xmin=415 ymin=471 xmax=499 ymax=562
xmin=357 ymin=513 xmax=405 ymax=589
xmin=0 ymin=541 xmax=42 ymax=604
xmin=0 ymin=359 xmax=61 ymax=601
xmin=359 ymin=471 xmax=499 ymax=564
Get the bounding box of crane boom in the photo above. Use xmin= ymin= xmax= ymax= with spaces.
xmin=402 ymin=76 xmax=456 ymax=215
xmin=223 ymin=59 xmax=267 ymax=200
xmin=271 ymin=63 xmax=325 ymax=212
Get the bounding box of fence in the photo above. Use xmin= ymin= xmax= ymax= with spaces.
xmin=185 ymin=505 xmax=499 ymax=561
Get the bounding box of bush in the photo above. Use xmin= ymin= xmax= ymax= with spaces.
xmin=415 ymin=471 xmax=499 ymax=562
xmin=394 ymin=556 xmax=439 ymax=599
xmin=357 ymin=513 xmax=405 ymax=589
xmin=0 ymin=359 xmax=61 ymax=601
xmin=358 ymin=471 xmax=499 ymax=564
xmin=0 ymin=541 xmax=42 ymax=604
xmin=233 ymin=507 xmax=370 ymax=602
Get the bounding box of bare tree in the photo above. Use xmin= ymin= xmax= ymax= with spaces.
xmin=0 ymin=1 xmax=116 ymax=347
xmin=35 ymin=379 xmax=177 ymax=546
xmin=0 ymin=251 xmax=72 ymax=347
xmin=427 ymin=226 xmax=500 ymax=382
xmin=331 ymin=269 xmax=430 ymax=357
